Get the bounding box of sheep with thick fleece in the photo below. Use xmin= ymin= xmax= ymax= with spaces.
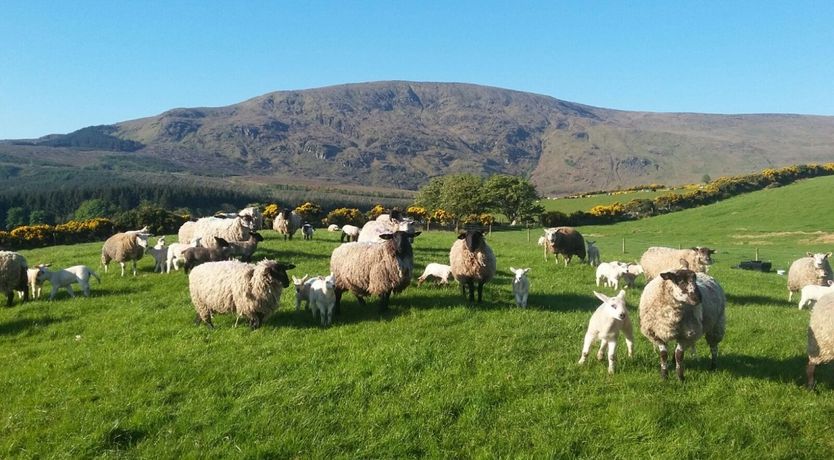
xmin=327 ymin=224 xmax=340 ymax=232
xmin=341 ymin=225 xmax=360 ymax=243
xmin=239 ymin=206 xmax=263 ymax=231
xmin=807 ymin=292 xmax=834 ymax=389
xmin=417 ymin=263 xmax=453 ymax=285
xmin=639 ymin=269 xmax=726 ymax=381
xmin=101 ymin=232 xmax=148 ymax=276
xmin=0 ymin=251 xmax=28 ymax=306
xmin=578 ymin=290 xmax=634 ymax=374
xmin=190 ymin=259 xmax=295 ymax=329
xmin=36 ymin=265 xmax=100 ymax=299
xmin=330 ymin=230 xmax=421 ymax=313
xmin=788 ymin=252 xmax=833 ymax=302
xmin=166 ymin=237 xmax=202 ymax=273
xmin=273 ymin=209 xmax=302 ymax=240
xmin=544 ymin=227 xmax=586 ymax=266
xmin=309 ymin=275 xmax=336 ymax=326
xmin=449 ymin=230 xmax=497 ymax=305
xmin=510 ymin=267 xmax=530 ymax=308
xmin=302 ymin=223 xmax=314 ymax=240
xmin=639 ymin=246 xmax=715 ymax=280
xmin=595 ymin=262 xmax=629 ymax=290
xmin=586 ymin=241 xmax=600 ymax=266
xmin=185 ymin=214 xmax=254 ymax=248
xmin=798 ymin=280 xmax=834 ymax=310
xmin=358 ymin=213 xmax=416 ymax=243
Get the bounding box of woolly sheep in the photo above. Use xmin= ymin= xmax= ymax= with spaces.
xmin=190 ymin=259 xmax=295 ymax=329
xmin=798 ymin=280 xmax=834 ymax=310
xmin=0 ymin=251 xmax=28 ymax=306
xmin=327 ymin=224 xmax=340 ymax=232
xmin=330 ymin=230 xmax=421 ymax=314
xmin=181 ymin=237 xmax=233 ymax=273
xmin=26 ymin=267 xmax=43 ymax=299
xmin=101 ymin=232 xmax=148 ymax=277
xmin=807 ymin=292 xmax=834 ymax=389
xmin=340 ymin=225 xmax=360 ymax=243
xmin=36 ymin=265 xmax=100 ymax=299
xmin=273 ymin=209 xmax=302 ymax=240
xmin=417 ymin=263 xmax=453 ymax=285
xmin=544 ymin=227 xmax=586 ymax=266
xmin=639 ymin=246 xmax=715 ymax=280
xmin=510 ymin=267 xmax=530 ymax=308
xmin=239 ymin=206 xmax=263 ymax=231
xmin=578 ymin=290 xmax=634 ymax=374
xmin=182 ymin=214 xmax=254 ymax=248
xmin=595 ymin=262 xmax=629 ymax=290
xmin=357 ymin=213 xmax=416 ymax=243
xmin=227 ymin=232 xmax=264 ymax=262
xmin=586 ymin=241 xmax=600 ymax=266
xmin=309 ymin=275 xmax=336 ymax=327
xmin=449 ymin=230 xmax=497 ymax=305
xmin=166 ymin=237 xmax=202 ymax=273
xmin=292 ymin=274 xmax=313 ymax=311
xmin=145 ymin=236 xmax=168 ymax=273
xmin=788 ymin=252 xmax=833 ymax=302
xmin=639 ymin=269 xmax=726 ymax=381
xmin=302 ymin=223 xmax=314 ymax=240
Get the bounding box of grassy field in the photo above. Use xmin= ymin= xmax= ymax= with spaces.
xmin=3 ymin=176 xmax=834 ymax=457
xmin=539 ymin=188 xmax=675 ymax=214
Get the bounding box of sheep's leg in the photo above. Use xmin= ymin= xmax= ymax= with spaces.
xmin=578 ymin=333 xmax=594 ymax=364
xmin=378 ymin=292 xmax=390 ymax=313
xmin=5 ymin=292 xmax=12 ymax=307
xmin=788 ymin=290 xmax=794 ymax=302
xmin=623 ymin=320 xmax=635 ymax=358
xmin=193 ymin=314 xmax=203 ymax=326
xmin=66 ymin=285 xmax=75 ymax=298
xmin=476 ymin=281 xmax=484 ymax=304
xmin=596 ymin=340 xmax=606 ymax=361
xmin=707 ymin=340 xmax=719 ymax=370
xmin=132 ymin=260 xmax=138 ymax=276
xmin=119 ymin=262 xmax=126 ymax=277
xmin=334 ymin=289 xmax=343 ymax=315
xmin=807 ymin=361 xmax=817 ymax=390
xmin=675 ymin=345 xmax=685 ymax=381
xmin=658 ymin=344 xmax=669 ymax=380
xmin=466 ymin=280 xmax=475 ymax=305
xmin=606 ymin=340 xmax=618 ymax=374
xmin=50 ymin=285 xmax=59 ymax=301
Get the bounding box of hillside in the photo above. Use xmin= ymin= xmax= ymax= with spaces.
xmin=4 ymin=81 xmax=834 ymax=195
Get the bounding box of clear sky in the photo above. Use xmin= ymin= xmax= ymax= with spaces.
xmin=2 ymin=1 xmax=833 ymax=139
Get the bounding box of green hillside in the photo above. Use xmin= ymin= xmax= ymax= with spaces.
xmin=2 ymin=176 xmax=834 ymax=457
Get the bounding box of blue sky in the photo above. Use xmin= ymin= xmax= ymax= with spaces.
xmin=2 ymin=1 xmax=833 ymax=139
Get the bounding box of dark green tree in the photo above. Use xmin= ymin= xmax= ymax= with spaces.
xmin=484 ymin=175 xmax=544 ymax=224
xmin=5 ymin=207 xmax=27 ymax=230
xmin=74 ymin=199 xmax=117 ymax=220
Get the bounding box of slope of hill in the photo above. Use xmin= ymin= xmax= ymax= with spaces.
xmin=4 ymin=81 xmax=834 ymax=195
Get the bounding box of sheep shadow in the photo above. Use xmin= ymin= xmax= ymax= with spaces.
xmin=712 ymin=353 xmax=811 ymax=385
xmin=726 ymin=293 xmax=786 ymax=306
xmin=0 ymin=314 xmax=74 ymax=336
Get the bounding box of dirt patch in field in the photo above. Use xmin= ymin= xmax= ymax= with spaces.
xmin=732 ymin=231 xmax=834 ymax=245
xmin=732 ymin=231 xmax=822 ymax=240
xmin=807 ymin=233 xmax=834 ymax=244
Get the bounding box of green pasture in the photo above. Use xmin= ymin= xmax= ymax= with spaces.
xmin=3 ymin=176 xmax=834 ymax=457
xmin=539 ymin=188 xmax=674 ymax=214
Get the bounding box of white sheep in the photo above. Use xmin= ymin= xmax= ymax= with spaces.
xmin=0 ymin=251 xmax=28 ymax=306
xmin=595 ymin=262 xmax=629 ymax=289
xmin=145 ymin=236 xmax=168 ymax=273
xmin=578 ymin=290 xmax=634 ymax=374
xmin=788 ymin=252 xmax=833 ymax=302
xmin=292 ymin=274 xmax=313 ymax=311
xmin=639 ymin=246 xmax=715 ymax=280
xmin=166 ymin=237 xmax=202 ymax=273
xmin=190 ymin=259 xmax=295 ymax=329
xmin=340 ymin=225 xmax=360 ymax=243
xmin=26 ymin=267 xmax=43 ymax=299
xmin=357 ymin=213 xmax=416 ymax=243
xmin=449 ymin=230 xmax=496 ymax=305
xmin=179 ymin=214 xmax=254 ymax=247
xmin=36 ymin=265 xmax=101 ymax=299
xmin=327 ymin=224 xmax=340 ymax=232
xmin=101 ymin=232 xmax=148 ymax=276
xmin=627 ymin=263 xmax=644 ymax=277
xmin=639 ymin=269 xmax=726 ymax=381
xmin=510 ymin=267 xmax=530 ymax=308
xmin=309 ymin=275 xmax=336 ymax=326
xmin=586 ymin=241 xmax=600 ymax=266
xmin=807 ymin=292 xmax=834 ymax=389
xmin=417 ymin=263 xmax=453 ymax=285
xmin=238 ymin=206 xmax=263 ymax=230
xmin=798 ymin=280 xmax=834 ymax=310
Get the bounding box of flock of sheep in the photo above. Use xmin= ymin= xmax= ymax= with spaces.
xmin=2 ymin=209 xmax=834 ymax=389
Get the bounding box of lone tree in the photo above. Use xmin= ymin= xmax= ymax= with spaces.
xmin=484 ymin=175 xmax=543 ymax=224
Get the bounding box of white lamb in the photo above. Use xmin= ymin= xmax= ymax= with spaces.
xmin=798 ymin=280 xmax=834 ymax=310
xmin=145 ymin=236 xmax=168 ymax=273
xmin=586 ymin=241 xmax=600 ymax=266
xmin=309 ymin=275 xmax=336 ymax=326
xmin=510 ymin=267 xmax=530 ymax=308
xmin=166 ymin=237 xmax=202 ymax=273
xmin=36 ymin=265 xmax=101 ymax=300
xmin=327 ymin=224 xmax=340 ymax=232
xmin=578 ymin=290 xmax=634 ymax=374
xmin=292 ymin=274 xmax=314 ymax=311
xmin=595 ymin=262 xmax=629 ymax=289
xmin=417 ymin=263 xmax=453 ymax=285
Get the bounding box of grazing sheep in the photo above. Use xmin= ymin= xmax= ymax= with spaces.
xmin=788 ymin=252 xmax=833 ymax=302
xmin=578 ymin=290 xmax=634 ymax=374
xmin=166 ymin=237 xmax=202 ymax=273
xmin=417 ymin=263 xmax=453 ymax=285
xmin=273 ymin=209 xmax=302 ymax=240
xmin=292 ymin=274 xmax=313 ymax=311
xmin=327 ymin=224 xmax=340 ymax=232
xmin=101 ymin=232 xmax=149 ymax=277
xmin=639 ymin=246 xmax=716 ymax=280
xmin=0 ymin=251 xmax=28 ymax=306
xmin=358 ymin=213 xmax=416 ymax=243
xmin=807 ymin=292 xmax=834 ymax=389
xmin=309 ymin=275 xmax=336 ymax=326
xmin=798 ymin=280 xmax=834 ymax=310
xmin=449 ymin=230 xmax=497 ymax=305
xmin=595 ymin=262 xmax=629 ymax=290
xmin=510 ymin=267 xmax=530 ymax=308
xmin=340 ymin=225 xmax=360 ymax=243
xmin=227 ymin=232 xmax=264 ymax=262
xmin=302 ymin=223 xmax=314 ymax=240
xmin=190 ymin=259 xmax=295 ymax=329
xmin=181 ymin=237 xmax=233 ymax=273
xmin=36 ymin=265 xmax=100 ymax=299
xmin=544 ymin=227 xmax=586 ymax=266
xmin=330 ymin=230 xmax=421 ymax=314
xmin=145 ymin=236 xmax=168 ymax=273
xmin=586 ymin=241 xmax=600 ymax=266
xmin=185 ymin=214 xmax=254 ymax=248
xmin=639 ymin=269 xmax=726 ymax=381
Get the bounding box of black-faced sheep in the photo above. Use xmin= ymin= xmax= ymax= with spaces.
xmin=544 ymin=227 xmax=586 ymax=266
xmin=449 ymin=230 xmax=496 ymax=305
xmin=101 ymin=232 xmax=149 ymax=277
xmin=788 ymin=252 xmax=833 ymax=302
xmin=273 ymin=209 xmax=302 ymax=240
xmin=0 ymin=251 xmax=28 ymax=306
xmin=639 ymin=246 xmax=715 ymax=280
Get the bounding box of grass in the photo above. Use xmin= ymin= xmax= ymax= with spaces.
xmin=4 ymin=176 xmax=834 ymax=457
xmin=539 ymin=188 xmax=676 ymax=214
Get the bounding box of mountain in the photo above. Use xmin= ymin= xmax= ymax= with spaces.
xmin=4 ymin=81 xmax=834 ymax=196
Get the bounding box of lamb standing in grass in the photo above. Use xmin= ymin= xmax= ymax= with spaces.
xmin=227 ymin=232 xmax=264 ymax=262
xmin=578 ymin=290 xmax=634 ymax=374
xmin=586 ymin=241 xmax=600 ymax=266
xmin=449 ymin=230 xmax=497 ymax=305
xmin=788 ymin=252 xmax=833 ymax=302
xmin=537 ymin=236 xmax=548 ymax=261
xmin=190 ymin=259 xmax=295 ymax=329
xmin=417 ymin=263 xmax=453 ymax=285
xmin=181 ymin=237 xmax=233 ymax=273
xmin=807 ymin=292 xmax=834 ymax=389
xmin=510 ymin=267 xmax=530 ymax=308
xmin=639 ymin=246 xmax=715 ymax=280
xmin=292 ymin=274 xmax=313 ymax=311
xmin=302 ymin=223 xmax=314 ymax=240
xmin=36 ymin=265 xmax=101 ymax=299
xmin=798 ymin=280 xmax=834 ymax=310
xmin=145 ymin=236 xmax=168 ymax=273
xmin=26 ymin=267 xmax=43 ymax=299
xmin=0 ymin=251 xmax=28 ymax=306
xmin=101 ymin=232 xmax=148 ymax=276
xmin=309 ymin=275 xmax=336 ymax=326
xmin=166 ymin=237 xmax=202 ymax=273
xmin=595 ymin=262 xmax=629 ymax=290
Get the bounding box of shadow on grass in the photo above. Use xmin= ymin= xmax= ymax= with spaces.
xmin=712 ymin=353 xmax=810 ymax=385
xmin=727 ymin=293 xmax=786 ymax=306
xmin=0 ymin=314 xmax=74 ymax=336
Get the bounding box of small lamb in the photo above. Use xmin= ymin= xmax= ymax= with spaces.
xmin=798 ymin=280 xmax=834 ymax=310
xmin=36 ymin=265 xmax=101 ymax=300
xmin=145 ymin=236 xmax=168 ymax=273
xmin=292 ymin=274 xmax=314 ymax=311
xmin=309 ymin=275 xmax=336 ymax=326
xmin=510 ymin=267 xmax=530 ymax=308
xmin=302 ymin=223 xmax=314 ymax=240
xmin=595 ymin=262 xmax=629 ymax=290
xmin=417 ymin=263 xmax=453 ymax=285
xmin=586 ymin=241 xmax=600 ymax=266
xmin=578 ymin=290 xmax=634 ymax=374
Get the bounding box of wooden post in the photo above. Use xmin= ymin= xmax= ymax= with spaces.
xmin=755 ymin=248 xmax=759 ymax=261
xmin=527 ymin=225 xmax=530 ymax=243
xmin=622 ymin=238 xmax=626 ymax=254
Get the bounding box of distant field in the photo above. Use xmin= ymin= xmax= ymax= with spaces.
xmin=3 ymin=176 xmax=834 ymax=457
xmin=539 ymin=189 xmax=675 ymax=214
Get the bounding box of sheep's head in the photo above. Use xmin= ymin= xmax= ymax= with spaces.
xmin=586 ymin=240 xmax=596 ymax=248
xmin=594 ymin=290 xmax=628 ymax=320
xmin=458 ymin=230 xmax=485 ymax=253
xmin=35 ymin=265 xmax=51 ymax=283
xmin=627 ymin=263 xmax=644 ymax=276
xmin=807 ymin=252 xmax=832 ymax=270
xmin=292 ymin=274 xmax=310 ymax=293
xmin=280 ymin=208 xmax=292 ymax=220
xmin=135 ymin=234 xmax=149 ymax=248
xmin=509 ymin=267 xmax=530 ymax=283
xmin=214 ymin=237 xmax=230 ymax=248
xmin=692 ymin=247 xmax=716 ymax=266
xmin=264 ymin=261 xmax=296 ymax=288
xmin=380 ymin=230 xmax=421 ymax=257
xmin=236 ymin=213 xmax=255 ymax=230
xmin=659 ymin=270 xmax=701 ymax=305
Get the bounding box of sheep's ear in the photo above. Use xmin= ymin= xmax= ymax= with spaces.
xmin=379 ymin=233 xmax=394 ymax=240
xmin=280 ymin=263 xmax=296 ymax=270
xmin=215 ymin=237 xmax=229 ymax=247
xmin=523 ymin=268 xmax=530 ymax=274
xmin=807 ymin=252 xmax=814 ymax=257
xmin=828 ymin=280 xmax=834 ymax=286
xmin=593 ymin=291 xmax=610 ymax=303
xmin=826 ymin=252 xmax=832 ymax=258
xmin=509 ymin=267 xmax=517 ymax=273
xmin=709 ymin=249 xmax=717 ymax=254
xmin=660 ymin=272 xmax=676 ymax=281
xmin=411 ymin=231 xmax=422 ymax=238
xmin=616 ymin=290 xmax=626 ymax=299
xmin=457 ymin=233 xmax=467 ymax=240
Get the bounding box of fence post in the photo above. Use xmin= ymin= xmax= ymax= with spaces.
xmin=622 ymin=238 xmax=625 ymax=254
